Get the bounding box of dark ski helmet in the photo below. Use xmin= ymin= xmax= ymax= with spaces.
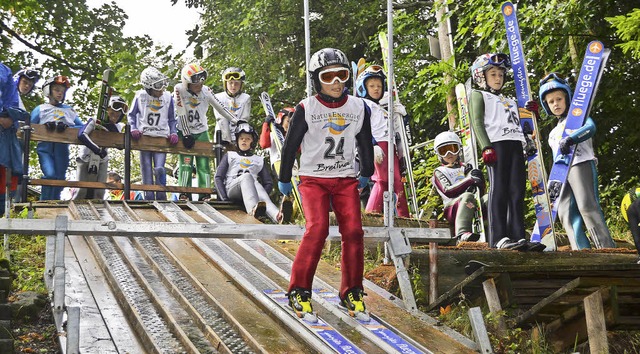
xmin=234 ymin=121 xmax=258 ymax=150
xmin=471 ymin=53 xmax=510 ymax=91
xmin=355 ymin=65 xmax=387 ymax=99
xmin=13 ymin=68 xmax=40 ymax=95
xmin=538 ymin=72 xmax=572 ymax=116
xmin=222 ymin=67 xmax=246 ymax=96
xmin=276 ymin=107 xmax=295 ymax=125
xmin=308 ymin=48 xmax=350 ymax=93
xmin=42 ymin=75 xmax=71 ymax=103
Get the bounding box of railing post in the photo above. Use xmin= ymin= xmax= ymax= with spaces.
xmin=124 ymin=124 xmax=131 ymax=200
xmin=53 ymin=215 xmax=67 ymax=317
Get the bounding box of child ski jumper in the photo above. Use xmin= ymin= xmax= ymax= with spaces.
xmin=31 ymin=75 xmax=84 ymax=200
xmin=213 ymin=67 xmax=251 ymax=145
xmin=432 ymin=131 xmax=485 ymax=243
xmin=174 ymin=63 xmax=235 ymax=200
xmin=355 ymin=64 xmax=410 ymax=218
xmin=0 ymin=62 xmax=24 ymax=215
xmin=278 ymin=48 xmax=374 ymax=321
xmin=76 ymin=96 xmax=127 ymax=199
xmin=214 ymin=122 xmax=286 ymax=223
xmin=260 ymin=107 xmax=294 ymax=172
xmin=13 ymin=68 xmax=40 ymax=110
xmin=128 ymin=67 xmax=177 ymax=201
xmin=537 ymin=73 xmax=615 ymax=249
xmin=469 ymin=53 xmax=541 ymax=251
xmin=621 ymin=187 xmax=640 ymax=263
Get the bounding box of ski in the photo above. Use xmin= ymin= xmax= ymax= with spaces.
xmin=546 ymin=41 xmax=610 ymax=227
xmin=96 ymin=69 xmax=113 ymax=123
xmin=455 ymin=82 xmax=486 ymax=242
xmin=313 ymin=288 xmax=426 ymax=354
xmin=379 ymin=31 xmax=421 ymax=219
xmin=263 ymin=289 xmax=364 ymax=354
xmin=259 ymin=92 xmax=303 ymax=217
xmin=502 ymin=2 xmax=555 ymax=249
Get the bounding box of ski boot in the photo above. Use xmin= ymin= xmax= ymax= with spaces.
xmin=287 ymin=288 xmax=317 ymax=323
xmin=278 ymin=196 xmax=293 ymax=224
xmin=496 ymin=237 xmax=528 ymax=251
xmin=340 ymin=287 xmax=370 ymax=322
xmin=251 ymin=201 xmax=267 ymax=219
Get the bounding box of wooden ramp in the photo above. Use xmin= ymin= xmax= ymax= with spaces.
xmin=429 ymin=261 xmax=640 ymax=350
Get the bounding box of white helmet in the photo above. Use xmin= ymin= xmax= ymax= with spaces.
xmin=106 ymin=95 xmax=128 ymax=123
xmin=221 ymin=67 xmax=246 ymax=96
xmin=434 ymin=131 xmax=462 ymax=162
xmin=140 ymin=67 xmax=168 ymax=92
xmin=181 ymin=63 xmax=207 ymax=88
xmin=42 ymin=75 xmax=71 ymax=103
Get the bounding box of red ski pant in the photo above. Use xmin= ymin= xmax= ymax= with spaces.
xmin=0 ymin=167 xmax=18 ymax=195
xmin=288 ymin=176 xmax=364 ymax=298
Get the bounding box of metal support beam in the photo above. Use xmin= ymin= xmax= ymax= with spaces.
xmin=387 ymin=228 xmax=417 ymax=312
xmin=53 ymin=215 xmax=68 ymax=320
xmin=0 ymin=218 xmax=452 ymax=243
xmin=468 ymin=307 xmax=493 ymax=353
xmin=66 ymin=306 xmax=80 ymax=354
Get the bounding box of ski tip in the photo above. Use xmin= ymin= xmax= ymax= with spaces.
xmin=501 ymin=2 xmax=515 ymax=16
xmin=300 ymin=312 xmax=319 ymax=323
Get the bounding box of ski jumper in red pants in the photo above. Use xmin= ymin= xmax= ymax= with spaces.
xmin=279 ymin=93 xmax=374 ymax=298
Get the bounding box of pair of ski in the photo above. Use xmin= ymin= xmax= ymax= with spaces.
xmin=377 ymin=32 xmax=421 ymax=219
xmin=258 ymin=92 xmax=303 ymax=217
xmin=501 ymin=2 xmax=609 ymax=250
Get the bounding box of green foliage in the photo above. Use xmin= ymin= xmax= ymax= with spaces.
xmin=607 ymin=8 xmax=640 ymax=60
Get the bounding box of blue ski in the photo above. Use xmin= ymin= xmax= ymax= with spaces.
xmin=546 ymin=41 xmax=610 ymax=224
xmin=502 ymin=2 xmax=555 ymax=248
xmin=313 ymin=288 xmax=426 ymax=354
xmin=263 ymin=289 xmax=364 ymax=354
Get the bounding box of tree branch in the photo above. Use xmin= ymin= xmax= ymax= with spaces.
xmin=0 ymin=20 xmax=93 ymax=76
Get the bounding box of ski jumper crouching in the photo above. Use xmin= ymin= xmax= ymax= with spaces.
xmin=278 ymin=48 xmax=374 ymax=320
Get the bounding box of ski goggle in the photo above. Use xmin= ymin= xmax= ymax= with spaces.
xmin=223 ymin=72 xmax=243 ymax=81
xmin=364 ymin=65 xmax=385 ymax=75
xmin=318 ymin=67 xmax=350 ymax=85
xmin=488 ymin=54 xmax=511 ymax=68
xmin=436 ymin=143 xmax=461 ymax=158
xmin=189 ymin=71 xmax=207 ymax=83
xmin=150 ymin=78 xmax=168 ymax=90
xmin=21 ymin=69 xmax=40 ymax=80
xmin=109 ymin=100 xmax=129 ymax=113
xmin=540 ymin=72 xmax=569 ymax=86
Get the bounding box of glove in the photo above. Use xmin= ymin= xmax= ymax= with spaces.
xmin=278 ymin=181 xmax=292 ymax=196
xmin=358 ymin=176 xmax=370 ymax=189
xmin=131 ymin=129 xmax=142 ymax=140
xmin=522 ymin=121 xmax=533 ymax=135
xmin=169 ymin=133 xmax=179 ymax=145
xmin=373 ymin=145 xmax=384 ymax=164
xmin=44 ymin=121 xmax=57 ymax=131
xmin=482 ymin=147 xmax=497 ymax=166
xmin=525 ymin=100 xmax=539 ymax=116
xmin=394 ymin=102 xmax=407 ymax=116
xmin=183 ymin=134 xmax=196 ymax=149
xmin=559 ymin=136 xmax=574 ymax=155
xmin=464 ymin=163 xmax=473 ymax=175
xmin=469 ymin=169 xmax=484 ymax=183
xmin=97 ymin=148 xmax=108 ymax=159
xmin=266 ymin=114 xmax=275 ymax=124
xmin=56 ymin=121 xmax=67 ymax=132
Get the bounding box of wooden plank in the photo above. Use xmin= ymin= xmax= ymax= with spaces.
xmin=515 ymin=278 xmax=582 ymax=326
xmin=482 ymin=278 xmax=507 ymax=336
xmin=584 ymin=290 xmax=609 ymax=354
xmin=25 ymin=124 xmax=216 ymax=157
xmin=468 ymin=307 xmax=493 ymax=354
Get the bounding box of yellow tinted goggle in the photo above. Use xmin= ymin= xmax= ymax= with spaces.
xmin=223 ymin=72 xmax=242 ymax=81
xmin=437 ymin=143 xmax=460 ymax=157
xmin=318 ymin=67 xmax=350 ymax=85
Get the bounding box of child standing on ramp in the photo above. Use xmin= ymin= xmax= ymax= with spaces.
xmin=278 ymin=48 xmax=374 ymax=321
